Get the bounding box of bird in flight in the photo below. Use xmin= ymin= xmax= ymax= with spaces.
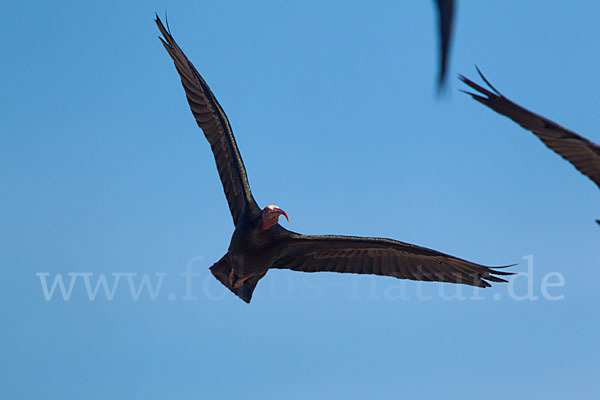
xmin=156 ymin=16 xmax=512 ymax=303
xmin=434 ymin=0 xmax=456 ymax=90
xmin=460 ymin=68 xmax=600 ymax=225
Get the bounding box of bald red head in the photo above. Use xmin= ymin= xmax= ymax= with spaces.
xmin=262 ymin=205 xmax=289 ymax=230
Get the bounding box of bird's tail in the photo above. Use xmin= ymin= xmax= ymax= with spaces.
xmin=209 ymin=254 xmax=260 ymax=303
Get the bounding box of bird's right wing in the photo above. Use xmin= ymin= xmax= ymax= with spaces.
xmin=434 ymin=0 xmax=456 ymax=89
xmin=271 ymin=233 xmax=513 ymax=288
xmin=156 ymin=16 xmax=259 ymax=224
xmin=460 ymin=69 xmax=600 ymax=189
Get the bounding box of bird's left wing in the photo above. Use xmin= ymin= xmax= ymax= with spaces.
xmin=271 ymin=233 xmax=512 ymax=288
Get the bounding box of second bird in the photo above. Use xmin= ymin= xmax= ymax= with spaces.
xmin=461 ymin=69 xmax=600 ymax=225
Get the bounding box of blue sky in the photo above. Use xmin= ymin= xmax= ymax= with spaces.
xmin=2 ymin=0 xmax=599 ymax=399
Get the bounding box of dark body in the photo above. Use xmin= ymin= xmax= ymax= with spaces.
xmin=157 ymin=16 xmax=512 ymax=303
xmin=226 ymin=209 xmax=282 ymax=287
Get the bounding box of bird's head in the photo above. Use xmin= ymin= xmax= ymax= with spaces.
xmin=262 ymin=205 xmax=289 ymax=231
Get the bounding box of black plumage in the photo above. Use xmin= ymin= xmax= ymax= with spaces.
xmin=157 ymin=16 xmax=512 ymax=303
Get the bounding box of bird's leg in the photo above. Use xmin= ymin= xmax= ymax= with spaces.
xmin=233 ymin=276 xmax=249 ymax=289
xmin=229 ymin=267 xmax=249 ymax=288
xmin=229 ymin=268 xmax=250 ymax=289
xmin=228 ymin=268 xmax=236 ymax=287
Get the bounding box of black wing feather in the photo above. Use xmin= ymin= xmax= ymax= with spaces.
xmin=435 ymin=0 xmax=456 ymax=90
xmin=156 ymin=15 xmax=259 ymax=224
xmin=272 ymin=232 xmax=513 ymax=288
xmin=460 ymin=69 xmax=600 ymax=189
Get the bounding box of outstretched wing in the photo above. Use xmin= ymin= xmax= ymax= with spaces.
xmin=434 ymin=0 xmax=456 ymax=89
xmin=156 ymin=15 xmax=259 ymax=224
xmin=460 ymin=68 xmax=600 ymax=189
xmin=272 ymin=233 xmax=512 ymax=288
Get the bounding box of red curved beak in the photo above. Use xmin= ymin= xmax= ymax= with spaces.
xmin=275 ymin=207 xmax=289 ymax=222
